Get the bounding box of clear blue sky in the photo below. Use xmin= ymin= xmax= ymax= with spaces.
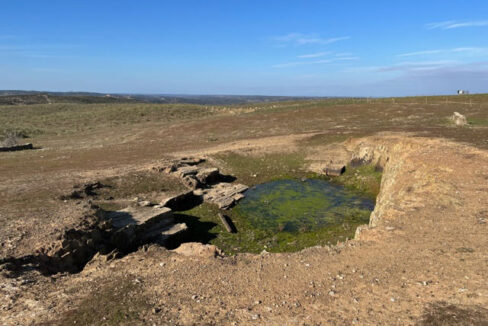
xmin=1 ymin=0 xmax=487 ymax=96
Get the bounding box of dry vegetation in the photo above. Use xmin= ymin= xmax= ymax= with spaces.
xmin=1 ymin=94 xmax=488 ymax=325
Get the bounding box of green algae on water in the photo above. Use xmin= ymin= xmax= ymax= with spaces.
xmin=234 ymin=178 xmax=374 ymax=233
xmin=180 ymin=178 xmax=375 ymax=254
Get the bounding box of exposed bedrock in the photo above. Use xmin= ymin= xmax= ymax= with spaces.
xmin=343 ymin=134 xmax=488 ymax=235
xmin=157 ymin=157 xmax=248 ymax=210
xmin=1 ymin=205 xmax=187 ymax=276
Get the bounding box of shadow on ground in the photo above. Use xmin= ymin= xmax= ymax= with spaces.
xmin=418 ymin=301 xmax=488 ymax=326
xmin=168 ymin=213 xmax=218 ymax=249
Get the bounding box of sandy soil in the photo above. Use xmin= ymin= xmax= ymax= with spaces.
xmin=1 ymin=132 xmax=488 ymax=325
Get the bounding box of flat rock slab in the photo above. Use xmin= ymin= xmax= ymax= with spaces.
xmin=143 ymin=222 xmax=187 ymax=243
xmin=203 ymin=183 xmax=248 ymax=209
xmin=176 ymin=166 xmax=200 ymax=178
xmin=104 ymin=206 xmax=187 ymax=250
xmin=106 ymin=206 xmax=173 ymax=230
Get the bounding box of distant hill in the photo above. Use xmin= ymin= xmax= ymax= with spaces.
xmin=0 ymin=90 xmax=324 ymax=106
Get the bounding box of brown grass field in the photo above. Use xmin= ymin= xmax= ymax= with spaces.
xmin=1 ymin=94 xmax=488 ymax=325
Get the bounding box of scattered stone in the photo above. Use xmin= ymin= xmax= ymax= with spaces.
xmin=159 ymin=157 xmax=248 ymax=208
xmin=138 ymin=200 xmax=152 ymax=207
xmin=354 ymin=224 xmax=369 ymax=240
xmin=172 ymin=242 xmax=222 ymax=258
xmin=324 ymin=164 xmax=346 ymax=176
xmin=451 ymin=112 xmax=468 ymax=126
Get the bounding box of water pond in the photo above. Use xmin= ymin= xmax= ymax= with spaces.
xmin=233 ymin=178 xmax=375 ymax=234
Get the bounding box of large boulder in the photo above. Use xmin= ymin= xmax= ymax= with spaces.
xmin=196 ymin=167 xmax=221 ymax=185
xmin=451 ymin=112 xmax=468 ymax=126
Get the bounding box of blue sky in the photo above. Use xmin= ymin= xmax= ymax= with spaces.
xmin=1 ymin=0 xmax=487 ymax=96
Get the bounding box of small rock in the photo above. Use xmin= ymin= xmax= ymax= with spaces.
xmin=172 ymin=242 xmax=222 ymax=258
xmin=138 ymin=200 xmax=152 ymax=207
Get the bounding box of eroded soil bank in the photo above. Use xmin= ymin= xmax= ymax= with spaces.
xmin=1 ymin=133 xmax=488 ymax=325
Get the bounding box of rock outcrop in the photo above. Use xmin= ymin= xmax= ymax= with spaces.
xmin=158 ymin=157 xmax=248 ymax=209
xmin=20 ymin=205 xmax=187 ymax=275
xmin=104 ymin=206 xmax=186 ymax=250
xmin=451 ymin=112 xmax=468 ymax=126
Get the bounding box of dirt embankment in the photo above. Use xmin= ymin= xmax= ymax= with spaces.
xmin=1 ymin=134 xmax=488 ymax=325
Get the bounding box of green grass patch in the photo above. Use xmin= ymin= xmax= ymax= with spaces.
xmin=468 ymin=117 xmax=488 ymax=126
xmin=332 ymin=164 xmax=382 ymax=200
xmin=178 ymin=199 xmax=371 ymax=254
xmin=213 ymin=151 xmax=307 ymax=186
xmin=0 ymin=102 xmax=225 ymax=137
